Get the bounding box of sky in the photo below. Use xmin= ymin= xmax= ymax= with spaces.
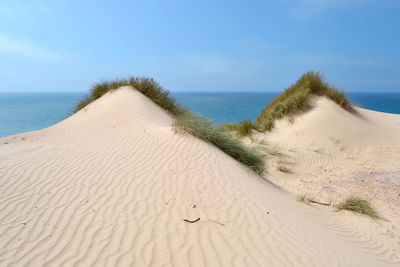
xmin=0 ymin=0 xmax=399 ymax=92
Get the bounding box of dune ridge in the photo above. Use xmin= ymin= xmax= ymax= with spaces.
xmin=253 ymin=96 xmax=400 ymax=263
xmin=258 ymin=96 xmax=400 ymax=214
xmin=0 ymin=87 xmax=399 ymax=266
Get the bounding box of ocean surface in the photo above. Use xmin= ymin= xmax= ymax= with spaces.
xmin=0 ymin=92 xmax=85 ymax=137
xmin=1 ymin=92 xmax=399 ymax=137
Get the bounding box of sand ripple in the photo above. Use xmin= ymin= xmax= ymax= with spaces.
xmin=0 ymin=88 xmax=398 ymax=266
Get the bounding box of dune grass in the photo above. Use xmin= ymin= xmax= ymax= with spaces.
xmin=74 ymin=77 xmax=186 ymax=116
xmin=75 ymin=77 xmax=265 ymax=174
xmin=254 ymin=71 xmax=355 ymax=132
xmin=220 ymin=120 xmax=254 ymax=137
xmin=174 ymin=112 xmax=265 ymax=174
xmin=256 ymin=145 xmax=287 ymax=158
xmin=336 ymin=197 xmax=379 ymax=218
xmin=297 ymin=195 xmax=312 ymax=204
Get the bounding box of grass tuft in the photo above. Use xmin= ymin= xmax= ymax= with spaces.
xmin=74 ymin=77 xmax=186 ymax=116
xmin=297 ymin=195 xmax=311 ymax=203
xmin=174 ymin=112 xmax=265 ymax=174
xmin=336 ymin=197 xmax=379 ymax=218
xmin=220 ymin=120 xmax=254 ymax=137
xmin=75 ymin=77 xmax=265 ymax=174
xmin=254 ymin=71 xmax=355 ymax=132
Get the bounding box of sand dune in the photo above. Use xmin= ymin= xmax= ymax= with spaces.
xmin=256 ymin=97 xmax=400 ymax=215
xmin=0 ymin=87 xmax=399 ymax=266
xmin=254 ymin=96 xmax=400 ymax=264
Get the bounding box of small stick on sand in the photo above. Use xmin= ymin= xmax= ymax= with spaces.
xmin=184 ymin=218 xmax=200 ymax=223
xmin=308 ymin=200 xmax=331 ymax=206
xmin=208 ymin=219 xmax=225 ymax=226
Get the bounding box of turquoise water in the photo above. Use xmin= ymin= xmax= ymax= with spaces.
xmin=174 ymin=92 xmax=400 ymax=124
xmin=173 ymin=92 xmax=278 ymax=125
xmin=0 ymin=92 xmax=85 ymax=137
xmin=0 ymin=92 xmax=399 ymax=137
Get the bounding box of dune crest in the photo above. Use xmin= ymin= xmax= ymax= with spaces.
xmin=258 ymin=96 xmax=400 ymax=214
xmin=255 ymin=96 xmax=400 ymax=264
xmin=0 ymin=88 xmax=398 ymax=266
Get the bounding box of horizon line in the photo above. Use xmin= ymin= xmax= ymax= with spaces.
xmin=1 ymin=90 xmax=399 ymax=94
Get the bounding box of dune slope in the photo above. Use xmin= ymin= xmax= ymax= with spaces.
xmin=254 ymin=96 xmax=400 ymax=264
xmin=258 ymin=96 xmax=400 ymax=215
xmin=0 ymin=88 xmax=398 ymax=266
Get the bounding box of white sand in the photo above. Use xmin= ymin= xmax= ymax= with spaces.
xmin=0 ymin=87 xmax=399 ymax=266
xmin=253 ymin=96 xmax=400 ymax=264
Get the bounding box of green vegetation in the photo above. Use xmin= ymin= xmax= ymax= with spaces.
xmin=297 ymin=195 xmax=378 ymax=216
xmin=174 ymin=112 xmax=265 ymax=174
xmin=336 ymin=197 xmax=379 ymax=219
xmin=220 ymin=120 xmax=254 ymax=137
xmin=257 ymin=145 xmax=287 ymax=158
xmin=252 ymin=142 xmax=289 ymax=173
xmin=297 ymin=195 xmax=312 ymax=203
xmin=74 ymin=77 xmax=186 ymax=116
xmin=254 ymin=71 xmax=355 ymax=132
xmin=75 ymin=77 xmax=265 ymax=174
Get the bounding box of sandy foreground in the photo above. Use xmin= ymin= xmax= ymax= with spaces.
xmin=0 ymin=87 xmax=399 ymax=266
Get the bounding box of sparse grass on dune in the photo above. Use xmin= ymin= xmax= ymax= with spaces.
xmin=297 ymin=195 xmax=331 ymax=206
xmin=254 ymin=71 xmax=355 ymax=132
xmin=75 ymin=77 xmax=265 ymax=174
xmin=174 ymin=112 xmax=265 ymax=174
xmin=257 ymin=146 xmax=287 ymax=158
xmin=297 ymin=195 xmax=312 ymax=203
xmin=220 ymin=120 xmax=254 ymax=137
xmin=336 ymin=196 xmax=379 ymax=219
xmin=74 ymin=77 xmax=186 ymax=116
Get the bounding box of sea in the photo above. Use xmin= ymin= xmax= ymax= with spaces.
xmin=1 ymin=92 xmax=399 ymax=137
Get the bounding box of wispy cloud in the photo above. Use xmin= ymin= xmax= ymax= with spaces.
xmin=287 ymin=0 xmax=375 ymax=18
xmin=0 ymin=34 xmax=61 ymax=61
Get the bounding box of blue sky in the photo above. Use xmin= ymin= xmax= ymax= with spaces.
xmin=0 ymin=0 xmax=399 ymax=92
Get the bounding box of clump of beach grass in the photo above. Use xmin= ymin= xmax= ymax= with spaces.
xmin=174 ymin=112 xmax=265 ymax=174
xmin=74 ymin=77 xmax=186 ymax=116
xmin=220 ymin=120 xmax=254 ymax=137
xmin=254 ymin=71 xmax=355 ymax=132
xmin=336 ymin=196 xmax=379 ymax=219
xmin=75 ymin=77 xmax=265 ymax=174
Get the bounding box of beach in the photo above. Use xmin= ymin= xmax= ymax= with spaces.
xmin=0 ymin=87 xmax=399 ymax=266
xmin=2 ymin=92 xmax=400 ymax=138
xmin=253 ymin=96 xmax=400 ymax=218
